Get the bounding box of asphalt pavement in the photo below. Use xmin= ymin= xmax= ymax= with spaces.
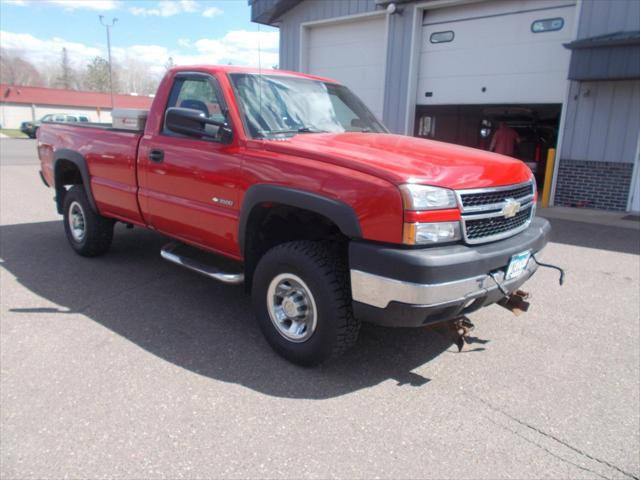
xmin=1 ymin=138 xmax=639 ymax=479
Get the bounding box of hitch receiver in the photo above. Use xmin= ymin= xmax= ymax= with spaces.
xmin=498 ymin=289 xmax=530 ymax=316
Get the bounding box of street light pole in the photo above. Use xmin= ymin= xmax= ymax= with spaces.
xmin=99 ymin=15 xmax=118 ymax=109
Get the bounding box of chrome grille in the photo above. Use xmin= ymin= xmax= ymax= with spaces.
xmin=460 ymin=184 xmax=533 ymax=209
xmin=465 ymin=206 xmax=532 ymax=240
xmin=456 ymin=181 xmax=535 ymax=244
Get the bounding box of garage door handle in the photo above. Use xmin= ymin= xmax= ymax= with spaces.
xmin=149 ymin=149 xmax=164 ymax=163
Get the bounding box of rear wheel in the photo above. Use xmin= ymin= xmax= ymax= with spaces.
xmin=252 ymin=241 xmax=360 ymax=366
xmin=62 ymin=185 xmax=114 ymax=257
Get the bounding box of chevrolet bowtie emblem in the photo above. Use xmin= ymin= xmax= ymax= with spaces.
xmin=502 ymin=198 xmax=521 ymax=218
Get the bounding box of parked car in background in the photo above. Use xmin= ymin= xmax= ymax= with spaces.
xmin=21 ymin=113 xmax=89 ymax=138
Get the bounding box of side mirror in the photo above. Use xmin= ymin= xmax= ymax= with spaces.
xmin=165 ymin=107 xmax=232 ymax=142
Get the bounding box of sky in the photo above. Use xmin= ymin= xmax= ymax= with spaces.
xmin=0 ymin=0 xmax=279 ymax=73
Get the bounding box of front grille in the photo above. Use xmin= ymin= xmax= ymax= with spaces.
xmin=460 ymin=184 xmax=533 ymax=208
xmin=464 ymin=206 xmax=532 ymax=241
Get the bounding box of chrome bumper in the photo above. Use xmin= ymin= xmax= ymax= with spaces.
xmin=351 ymin=257 xmax=538 ymax=309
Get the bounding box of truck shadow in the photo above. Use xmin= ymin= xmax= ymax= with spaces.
xmin=0 ymin=221 xmax=455 ymax=399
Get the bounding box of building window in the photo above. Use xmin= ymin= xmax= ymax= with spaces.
xmin=531 ymin=18 xmax=564 ymax=33
xmin=430 ymin=31 xmax=454 ymax=44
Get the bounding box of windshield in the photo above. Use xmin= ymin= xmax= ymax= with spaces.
xmin=229 ymin=73 xmax=387 ymax=139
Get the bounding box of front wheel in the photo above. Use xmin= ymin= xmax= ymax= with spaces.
xmin=62 ymin=185 xmax=114 ymax=257
xmin=252 ymin=241 xmax=360 ymax=366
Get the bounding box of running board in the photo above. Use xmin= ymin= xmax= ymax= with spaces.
xmin=160 ymin=242 xmax=245 ymax=285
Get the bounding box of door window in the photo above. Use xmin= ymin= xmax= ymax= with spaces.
xmin=164 ymin=75 xmax=226 ymax=140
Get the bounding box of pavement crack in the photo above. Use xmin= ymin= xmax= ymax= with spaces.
xmin=474 ymin=395 xmax=639 ymax=480
xmin=485 ymin=415 xmax=612 ymax=480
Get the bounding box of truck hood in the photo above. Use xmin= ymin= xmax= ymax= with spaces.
xmin=262 ymin=132 xmax=532 ymax=189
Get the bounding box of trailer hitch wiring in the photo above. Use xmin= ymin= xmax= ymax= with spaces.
xmin=489 ymin=271 xmax=510 ymax=297
xmin=531 ymin=254 xmax=565 ymax=286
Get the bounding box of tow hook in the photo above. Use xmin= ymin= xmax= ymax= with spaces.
xmin=450 ymin=316 xmax=475 ymax=352
xmin=498 ymin=289 xmax=531 ymax=316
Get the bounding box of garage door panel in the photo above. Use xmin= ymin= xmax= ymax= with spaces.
xmin=308 ymin=19 xmax=384 ymax=47
xmin=307 ymin=41 xmax=384 ymax=69
xmin=305 ymin=15 xmax=386 ymax=118
xmin=422 ymin=10 xmax=574 ymax=51
xmin=422 ymin=71 xmax=568 ymax=104
xmin=418 ymin=42 xmax=571 ymax=77
xmin=417 ymin=1 xmax=576 ymax=105
xmin=309 ymin=64 xmax=384 ymax=83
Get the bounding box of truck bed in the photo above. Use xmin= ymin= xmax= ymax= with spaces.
xmin=38 ymin=122 xmax=145 ymax=224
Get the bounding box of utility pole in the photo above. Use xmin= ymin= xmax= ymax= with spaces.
xmin=99 ymin=15 xmax=118 ymax=108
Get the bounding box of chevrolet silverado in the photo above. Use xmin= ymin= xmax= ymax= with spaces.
xmin=37 ymin=65 xmax=552 ymax=365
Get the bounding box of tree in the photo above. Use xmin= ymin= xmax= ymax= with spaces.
xmin=54 ymin=48 xmax=75 ymax=90
xmin=116 ymin=57 xmax=160 ymax=96
xmin=83 ymin=56 xmax=116 ymax=93
xmin=0 ymin=49 xmax=44 ymax=86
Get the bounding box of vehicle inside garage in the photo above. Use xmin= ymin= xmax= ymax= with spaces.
xmin=414 ymin=103 xmax=561 ymax=187
xmin=414 ymin=0 xmax=576 ymax=188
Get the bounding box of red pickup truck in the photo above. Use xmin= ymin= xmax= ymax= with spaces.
xmin=38 ymin=65 xmax=551 ymax=365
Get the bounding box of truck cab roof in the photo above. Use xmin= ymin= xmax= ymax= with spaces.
xmin=166 ymin=64 xmax=336 ymax=84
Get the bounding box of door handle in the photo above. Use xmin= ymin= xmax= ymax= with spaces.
xmin=149 ymin=149 xmax=164 ymax=163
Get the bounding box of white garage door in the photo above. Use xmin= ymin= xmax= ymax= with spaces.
xmin=304 ymin=15 xmax=387 ymax=120
xmin=417 ymin=0 xmax=576 ymax=105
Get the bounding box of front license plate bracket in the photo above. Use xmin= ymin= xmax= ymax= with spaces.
xmin=505 ymin=250 xmax=531 ymax=280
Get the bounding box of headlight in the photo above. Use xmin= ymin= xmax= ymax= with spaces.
xmin=531 ymin=175 xmax=538 ymax=199
xmin=403 ymin=221 xmax=462 ymax=245
xmin=399 ymin=184 xmax=457 ymax=210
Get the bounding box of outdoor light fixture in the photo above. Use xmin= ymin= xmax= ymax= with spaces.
xmin=386 ymin=3 xmax=402 ymax=15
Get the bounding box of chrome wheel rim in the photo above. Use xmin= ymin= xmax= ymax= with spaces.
xmin=266 ymin=273 xmax=317 ymax=343
xmin=68 ymin=201 xmax=86 ymax=242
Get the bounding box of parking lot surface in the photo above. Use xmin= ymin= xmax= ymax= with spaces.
xmin=1 ymin=138 xmax=639 ymax=479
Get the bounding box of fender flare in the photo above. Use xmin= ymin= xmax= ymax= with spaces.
xmin=238 ymin=185 xmax=362 ymax=255
xmin=53 ymin=149 xmax=97 ymax=214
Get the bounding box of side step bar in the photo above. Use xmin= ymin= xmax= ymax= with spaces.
xmin=160 ymin=242 xmax=245 ymax=285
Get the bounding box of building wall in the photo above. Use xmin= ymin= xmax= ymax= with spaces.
xmin=278 ymin=0 xmax=415 ymax=133
xmin=576 ymin=0 xmax=640 ymax=38
xmin=0 ymin=104 xmax=112 ymax=129
xmin=554 ymin=0 xmax=640 ymax=211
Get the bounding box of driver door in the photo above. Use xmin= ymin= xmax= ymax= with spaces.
xmin=138 ymin=72 xmax=243 ymax=258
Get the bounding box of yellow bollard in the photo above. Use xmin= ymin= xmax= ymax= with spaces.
xmin=541 ymin=148 xmax=556 ymax=208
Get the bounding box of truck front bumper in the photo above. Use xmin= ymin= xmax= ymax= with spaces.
xmin=349 ymin=217 xmax=551 ymax=327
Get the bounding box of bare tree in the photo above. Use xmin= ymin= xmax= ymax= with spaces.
xmin=115 ymin=57 xmax=160 ymax=96
xmin=0 ymin=49 xmax=44 ymax=86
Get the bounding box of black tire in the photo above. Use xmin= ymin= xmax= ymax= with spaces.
xmin=62 ymin=185 xmax=114 ymax=257
xmin=28 ymin=132 xmax=36 ymax=139
xmin=252 ymin=241 xmax=360 ymax=366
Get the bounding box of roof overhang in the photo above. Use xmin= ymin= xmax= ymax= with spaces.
xmin=564 ymin=31 xmax=640 ymax=81
xmin=249 ymin=0 xmax=302 ymax=25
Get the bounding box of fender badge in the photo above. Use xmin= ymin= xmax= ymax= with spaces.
xmin=502 ymin=198 xmax=521 ymax=218
xmin=212 ymin=197 xmax=234 ymax=207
